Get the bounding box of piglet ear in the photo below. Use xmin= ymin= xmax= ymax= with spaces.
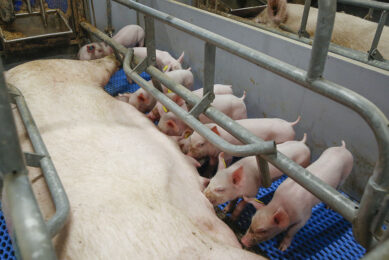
xmin=211 ymin=126 xmax=221 ymax=136
xmin=177 ymin=52 xmax=185 ymax=64
xmin=181 ymin=129 xmax=193 ymax=139
xmin=217 ymin=152 xmax=226 ymax=170
xmin=137 ymin=93 xmax=147 ymax=103
xmin=243 ymin=196 xmax=265 ymax=210
xmin=231 ymin=166 xmax=244 ymax=186
xmin=166 ymin=119 xmax=177 ymax=131
xmin=186 ymin=67 xmax=192 ymax=71
xmin=273 ymin=208 xmax=290 ymax=229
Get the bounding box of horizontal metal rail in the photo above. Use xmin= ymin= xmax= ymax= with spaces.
xmin=299 ymin=0 xmax=389 ymax=64
xmin=338 ymin=0 xmax=389 ymax=10
xmin=0 ymin=59 xmax=56 ymax=259
xmin=108 ymin=0 xmax=388 ymax=248
xmin=201 ymin=7 xmax=389 ymax=71
xmin=80 ymin=20 xmax=360 ymax=222
xmin=8 ymin=84 xmax=70 ymax=238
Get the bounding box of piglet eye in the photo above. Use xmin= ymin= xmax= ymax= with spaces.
xmin=214 ymin=187 xmax=225 ymax=193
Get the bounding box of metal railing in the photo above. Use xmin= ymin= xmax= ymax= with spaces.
xmin=299 ymin=0 xmax=389 ymax=66
xmin=0 ymin=61 xmax=67 ymax=259
xmin=80 ymin=0 xmax=389 ymax=250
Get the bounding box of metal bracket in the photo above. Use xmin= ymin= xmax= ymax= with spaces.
xmin=298 ymin=30 xmax=310 ymax=38
xmin=189 ymin=91 xmax=214 ymax=118
xmin=133 ymin=57 xmax=148 ymax=74
xmin=24 ymin=152 xmax=45 ymax=168
xmin=368 ymin=49 xmax=384 ymax=61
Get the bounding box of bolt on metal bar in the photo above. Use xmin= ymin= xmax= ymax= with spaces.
xmin=338 ymin=0 xmax=389 ymax=11
xmin=0 ymin=59 xmax=57 ymax=259
xmin=298 ymin=0 xmax=311 ymax=38
xmin=82 ymin=0 xmax=389 ymax=243
xmin=122 ymin=50 xmax=276 ymax=157
xmin=307 ymin=0 xmax=336 ymax=80
xmin=9 ymin=84 xmax=70 ymax=238
xmin=368 ymin=10 xmax=388 ymax=61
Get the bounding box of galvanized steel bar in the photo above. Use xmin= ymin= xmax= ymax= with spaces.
xmin=106 ymin=0 xmax=114 ymax=36
xmin=39 ymin=0 xmax=48 ymax=27
xmin=80 ymin=16 xmax=361 ymax=220
xmin=83 ymin=0 xmax=389 ymax=243
xmin=368 ymin=10 xmax=388 ymax=61
xmin=298 ymin=0 xmax=312 ymax=38
xmin=0 ymin=60 xmax=57 ymax=259
xmin=10 ymin=85 xmax=70 ymax=238
xmin=307 ymin=0 xmax=336 ymax=80
xmin=362 ymin=238 xmax=389 ymax=259
xmin=203 ymin=42 xmax=215 ymax=99
xmin=338 ymin=0 xmax=389 ymax=11
xmin=145 ymin=15 xmax=157 ymax=66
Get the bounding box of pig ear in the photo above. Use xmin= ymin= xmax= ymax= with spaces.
xmin=137 ymin=93 xmax=147 ymax=103
xmin=166 ymin=119 xmax=177 ymax=131
xmin=231 ymin=166 xmax=244 ymax=186
xmin=243 ymin=196 xmax=265 ymax=210
xmin=182 ymin=129 xmax=193 ymax=139
xmin=210 ymin=126 xmax=221 ymax=136
xmin=186 ymin=67 xmax=192 ymax=71
xmin=172 ymin=94 xmax=185 ymax=106
xmin=273 ymin=208 xmax=290 ymax=229
xmin=217 ymin=152 xmax=226 ymax=170
xmin=177 ymin=52 xmax=185 ymax=64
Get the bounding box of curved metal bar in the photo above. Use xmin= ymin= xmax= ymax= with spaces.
xmin=10 ymin=85 xmax=70 ymax=238
xmin=121 ymin=50 xmax=276 ymax=157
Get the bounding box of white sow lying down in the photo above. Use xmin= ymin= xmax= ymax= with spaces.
xmin=5 ymin=56 xmax=262 ymax=259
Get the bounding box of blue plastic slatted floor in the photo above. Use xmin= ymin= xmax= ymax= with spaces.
xmin=218 ymin=175 xmax=366 ymax=259
xmin=0 ymin=70 xmax=366 ymax=259
xmin=14 ymin=0 xmax=68 ymax=12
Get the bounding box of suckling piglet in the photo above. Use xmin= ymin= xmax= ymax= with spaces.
xmin=120 ymin=69 xmax=193 ymax=113
xmin=241 ymin=141 xmax=353 ymax=251
xmin=148 ymin=84 xmax=234 ymax=122
xmin=204 ymin=134 xmax=310 ymax=219
xmin=158 ymin=93 xmax=247 ymax=136
xmin=187 ymin=117 xmax=301 ymax=165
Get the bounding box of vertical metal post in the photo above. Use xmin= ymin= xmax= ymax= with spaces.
xmin=307 ymin=0 xmax=336 ymax=80
xmin=39 ymin=0 xmax=48 ymax=27
xmin=105 ymin=0 xmax=114 ymax=36
xmin=203 ymin=42 xmax=215 ymax=99
xmin=144 ymin=15 xmax=156 ymax=66
xmin=298 ymin=0 xmax=312 ymax=38
xmin=368 ymin=10 xmax=388 ymax=61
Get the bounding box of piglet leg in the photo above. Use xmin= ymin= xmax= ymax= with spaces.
xmin=278 ymin=221 xmax=304 ymax=251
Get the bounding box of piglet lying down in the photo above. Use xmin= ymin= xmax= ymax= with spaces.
xmin=241 ymin=141 xmax=353 ymax=251
xmin=5 ymin=56 xmax=263 ymax=259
